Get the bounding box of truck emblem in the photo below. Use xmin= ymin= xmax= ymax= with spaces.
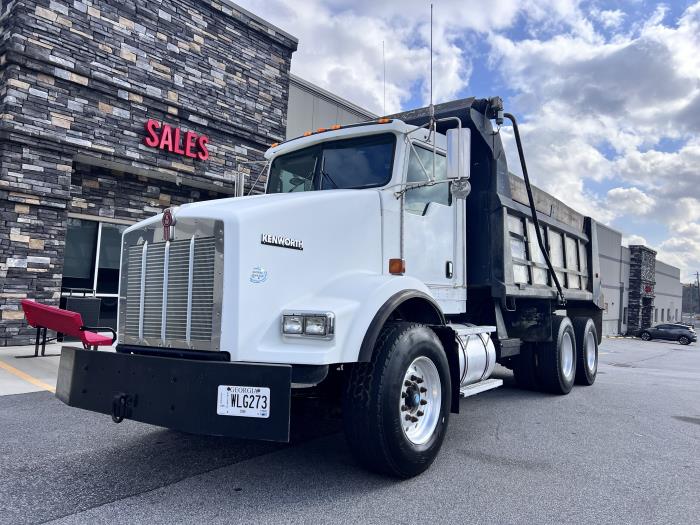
xmin=162 ymin=208 xmax=176 ymax=241
xmin=261 ymin=234 xmax=303 ymax=251
xmin=250 ymin=266 xmax=268 ymax=283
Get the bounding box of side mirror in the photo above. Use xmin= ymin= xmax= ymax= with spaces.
xmin=446 ymin=127 xmax=471 ymax=180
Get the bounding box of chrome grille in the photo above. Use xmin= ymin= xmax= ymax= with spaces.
xmin=119 ymin=219 xmax=223 ymax=351
xmin=143 ymin=243 xmax=165 ymax=339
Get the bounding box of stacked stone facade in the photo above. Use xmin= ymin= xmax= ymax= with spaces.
xmin=626 ymin=245 xmax=656 ymax=335
xmin=0 ymin=0 xmax=297 ymax=344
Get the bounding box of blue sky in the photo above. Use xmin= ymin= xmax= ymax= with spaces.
xmin=238 ymin=0 xmax=700 ymax=280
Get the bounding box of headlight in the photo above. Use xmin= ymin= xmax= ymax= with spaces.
xmin=282 ymin=315 xmax=304 ymax=335
xmin=281 ymin=312 xmax=335 ymax=339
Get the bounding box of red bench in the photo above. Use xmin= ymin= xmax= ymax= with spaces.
xmin=20 ymin=299 xmax=117 ymax=357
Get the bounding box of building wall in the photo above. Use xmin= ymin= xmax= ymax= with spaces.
xmin=285 ymin=74 xmax=376 ymax=139
xmin=597 ymin=223 xmax=625 ymax=336
xmin=653 ymin=260 xmax=683 ymax=324
xmin=0 ymin=0 xmax=297 ymax=345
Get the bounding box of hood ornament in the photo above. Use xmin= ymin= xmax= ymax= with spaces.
xmin=162 ymin=208 xmax=176 ymax=241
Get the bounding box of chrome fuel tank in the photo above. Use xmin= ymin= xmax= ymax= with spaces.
xmin=451 ymin=324 xmax=497 ymax=387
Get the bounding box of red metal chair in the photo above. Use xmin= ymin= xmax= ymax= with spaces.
xmin=20 ymin=299 xmax=117 ymax=357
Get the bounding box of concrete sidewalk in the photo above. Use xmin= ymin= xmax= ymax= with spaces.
xmin=0 ymin=340 xmax=116 ymax=397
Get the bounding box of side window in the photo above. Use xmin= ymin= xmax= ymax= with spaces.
xmin=405 ymin=145 xmax=449 ymax=215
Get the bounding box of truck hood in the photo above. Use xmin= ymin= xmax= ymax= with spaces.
xmin=188 ymin=190 xmax=385 ymax=362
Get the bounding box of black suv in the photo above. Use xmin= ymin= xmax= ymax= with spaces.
xmin=639 ymin=324 xmax=697 ymax=345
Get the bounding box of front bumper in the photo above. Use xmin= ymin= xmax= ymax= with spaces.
xmin=56 ymin=347 xmax=292 ymax=442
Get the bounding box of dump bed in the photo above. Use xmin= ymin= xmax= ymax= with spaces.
xmin=389 ymin=98 xmax=601 ymax=307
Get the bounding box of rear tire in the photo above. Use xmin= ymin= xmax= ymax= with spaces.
xmin=640 ymin=331 xmax=651 ymax=341
xmin=342 ymin=322 xmax=451 ymax=478
xmin=536 ymin=316 xmax=576 ymax=395
xmin=573 ymin=317 xmax=598 ymax=386
xmin=679 ymin=336 xmax=690 ymax=345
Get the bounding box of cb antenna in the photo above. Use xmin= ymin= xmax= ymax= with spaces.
xmin=429 ymin=3 xmax=434 ymax=123
xmin=382 ymin=40 xmax=386 ymax=115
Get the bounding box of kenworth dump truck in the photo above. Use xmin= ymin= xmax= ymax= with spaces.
xmin=56 ymin=97 xmax=603 ymax=478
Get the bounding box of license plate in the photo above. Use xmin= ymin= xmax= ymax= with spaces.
xmin=217 ymin=385 xmax=270 ymax=418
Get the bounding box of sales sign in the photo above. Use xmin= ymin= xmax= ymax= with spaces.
xmin=143 ymin=119 xmax=209 ymax=160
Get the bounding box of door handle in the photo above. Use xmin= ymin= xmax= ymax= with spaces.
xmin=445 ymin=261 xmax=453 ymax=279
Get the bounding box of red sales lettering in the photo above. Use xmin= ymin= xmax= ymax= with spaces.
xmin=143 ymin=119 xmax=209 ymax=161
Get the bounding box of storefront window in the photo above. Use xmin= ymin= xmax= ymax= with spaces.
xmin=97 ymin=223 xmax=127 ymax=293
xmin=62 ymin=218 xmax=128 ymax=328
xmin=62 ymin=219 xmax=98 ymax=291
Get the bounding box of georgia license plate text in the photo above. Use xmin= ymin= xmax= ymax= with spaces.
xmin=217 ymin=385 xmax=270 ymax=418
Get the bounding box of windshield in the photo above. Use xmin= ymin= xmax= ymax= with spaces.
xmin=266 ymin=133 xmax=396 ymax=194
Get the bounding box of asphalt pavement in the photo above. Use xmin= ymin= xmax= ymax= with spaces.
xmin=0 ymin=338 xmax=698 ymax=524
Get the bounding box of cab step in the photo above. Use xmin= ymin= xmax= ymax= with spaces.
xmin=460 ymin=378 xmax=503 ymax=398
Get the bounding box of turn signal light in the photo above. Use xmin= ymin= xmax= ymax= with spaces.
xmin=270 ymin=142 xmax=279 ymax=148
xmin=389 ymin=258 xmax=406 ymax=275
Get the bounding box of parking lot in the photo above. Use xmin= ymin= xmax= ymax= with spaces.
xmin=0 ymin=337 xmax=698 ymax=524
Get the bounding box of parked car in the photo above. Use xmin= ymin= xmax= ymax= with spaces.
xmin=639 ymin=324 xmax=697 ymax=345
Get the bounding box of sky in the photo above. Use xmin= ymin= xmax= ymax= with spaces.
xmin=237 ymin=0 xmax=700 ymax=281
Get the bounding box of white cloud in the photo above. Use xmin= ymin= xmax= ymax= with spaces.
xmin=622 ymin=234 xmax=647 ymax=247
xmin=605 ymin=187 xmax=655 ymax=215
xmin=592 ymin=8 xmax=626 ymax=29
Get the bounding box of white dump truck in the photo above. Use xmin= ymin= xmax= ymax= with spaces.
xmin=57 ymin=97 xmax=603 ymax=478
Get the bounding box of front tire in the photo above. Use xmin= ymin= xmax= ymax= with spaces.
xmin=573 ymin=317 xmax=598 ymax=386
xmin=679 ymin=335 xmax=690 ymax=345
xmin=342 ymin=322 xmax=451 ymax=478
xmin=537 ymin=316 xmax=576 ymax=395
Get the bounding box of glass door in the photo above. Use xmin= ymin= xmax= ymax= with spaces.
xmin=62 ymin=218 xmax=129 ymax=328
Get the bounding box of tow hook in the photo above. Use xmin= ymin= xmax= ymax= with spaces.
xmin=111 ymin=392 xmax=136 ymax=423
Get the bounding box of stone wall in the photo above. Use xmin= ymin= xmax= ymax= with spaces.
xmin=0 ymin=0 xmax=297 ymax=344
xmin=70 ymin=163 xmax=226 ymax=223
xmin=627 ymin=245 xmax=656 ymax=335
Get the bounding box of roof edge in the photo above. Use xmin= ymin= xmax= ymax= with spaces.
xmin=213 ymin=0 xmax=298 ymax=47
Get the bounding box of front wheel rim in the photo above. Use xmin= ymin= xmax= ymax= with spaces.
xmin=561 ymin=332 xmax=574 ymax=381
xmin=680 ymin=337 xmax=688 ymax=344
xmin=585 ymin=331 xmax=597 ymax=373
xmin=400 ymin=356 xmax=442 ymax=446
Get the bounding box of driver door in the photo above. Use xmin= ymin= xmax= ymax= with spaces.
xmin=402 ymin=144 xmax=465 ymax=313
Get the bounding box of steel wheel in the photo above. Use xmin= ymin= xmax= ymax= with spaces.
xmin=561 ymin=332 xmax=575 ymax=382
xmin=400 ymin=356 xmax=441 ymax=446
xmin=585 ymin=331 xmax=597 ymax=373
xmin=574 ymin=316 xmax=598 ymax=386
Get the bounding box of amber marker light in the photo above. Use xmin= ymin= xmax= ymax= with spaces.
xmin=303 ymin=130 xmax=312 ymax=136
xmin=270 ymin=142 xmax=279 ymax=148
xmin=330 ymin=124 xmax=341 ymax=130
xmin=377 ymin=118 xmax=391 ymax=123
xmin=316 ymin=127 xmax=327 ymax=133
xmin=389 ymin=258 xmax=406 ymax=275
